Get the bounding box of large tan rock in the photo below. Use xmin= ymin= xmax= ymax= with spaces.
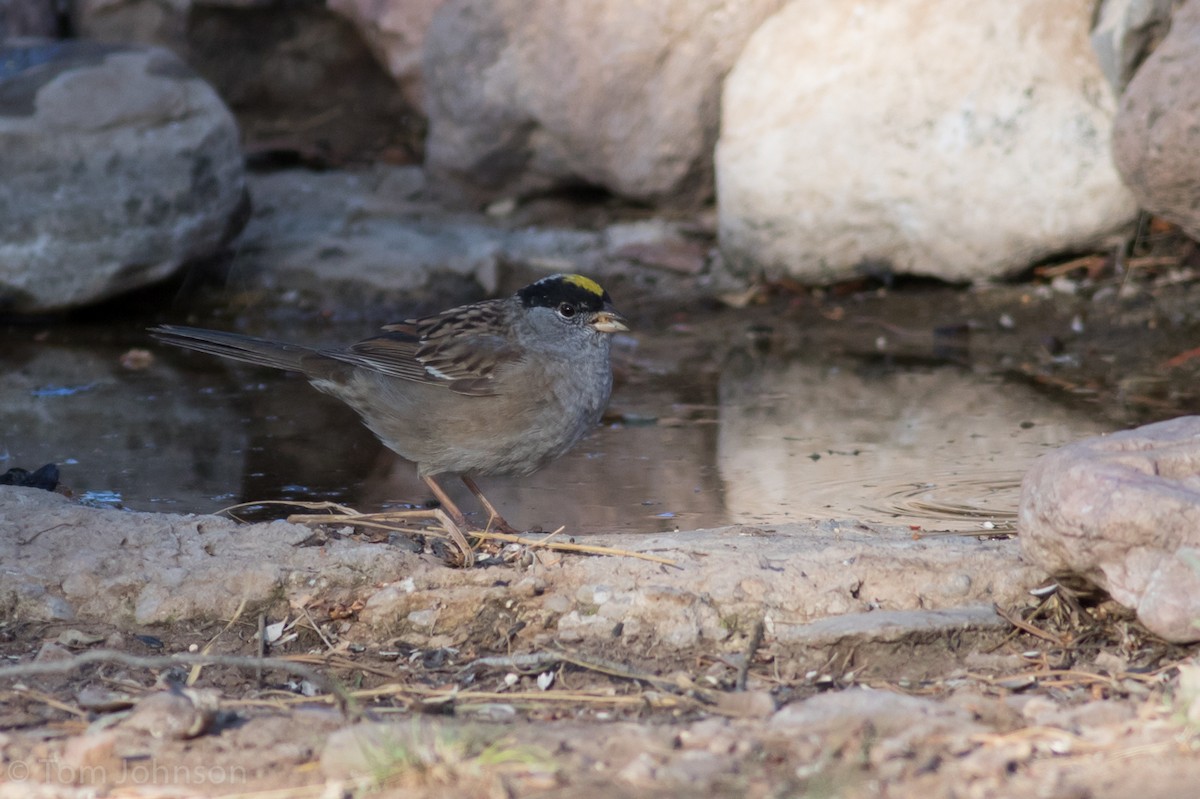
xmin=1019 ymin=416 xmax=1200 ymax=643
xmin=422 ymin=0 xmax=785 ymax=208
xmin=1112 ymin=0 xmax=1200 ymax=240
xmin=327 ymin=0 xmax=446 ymax=109
xmin=717 ymin=0 xmax=1137 ymax=284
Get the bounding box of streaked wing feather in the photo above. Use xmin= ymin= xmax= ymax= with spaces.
xmin=329 ymin=332 xmax=431 ymax=383
xmin=322 ymin=302 xmax=520 ymax=396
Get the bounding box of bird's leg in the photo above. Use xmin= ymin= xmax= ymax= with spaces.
xmin=421 ymin=475 xmax=471 ymax=530
xmin=460 ymin=475 xmax=521 ymax=534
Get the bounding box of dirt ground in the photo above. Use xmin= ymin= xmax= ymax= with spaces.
xmin=1 ymin=590 xmax=1198 ymax=799
xmin=4 ymin=227 xmax=1200 ymax=797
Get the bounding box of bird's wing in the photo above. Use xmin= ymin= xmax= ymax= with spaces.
xmin=321 ymin=301 xmax=522 ymax=397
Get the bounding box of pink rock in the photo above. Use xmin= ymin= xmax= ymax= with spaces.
xmin=1019 ymin=416 xmax=1200 ymax=642
xmin=422 ymin=0 xmax=787 ymax=208
xmin=327 ymin=0 xmax=446 ymax=110
xmin=1112 ymin=0 xmax=1200 ymax=239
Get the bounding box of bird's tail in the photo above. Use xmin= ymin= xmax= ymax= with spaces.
xmin=149 ymin=325 xmax=318 ymax=373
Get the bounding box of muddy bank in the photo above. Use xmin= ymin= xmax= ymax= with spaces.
xmin=1 ymin=487 xmax=1034 ymax=658
xmin=2 ymin=483 xmax=1198 ymax=798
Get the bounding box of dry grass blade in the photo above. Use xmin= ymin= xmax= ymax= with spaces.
xmin=471 ymin=529 xmax=679 ymax=567
xmin=0 ymin=650 xmax=361 ymax=719
xmin=2 ymin=686 xmax=88 ymax=718
xmin=969 ymin=725 xmax=1093 ymax=749
xmin=224 ymin=683 xmax=692 ymax=712
xmin=548 ymin=650 xmax=716 ymax=702
xmin=218 ymin=499 xmax=352 ymax=521
xmin=406 ymin=686 xmax=676 ymax=707
xmin=281 ymin=653 xmax=402 ymax=680
xmin=282 ymin=505 xmax=679 ymax=567
xmin=1033 ymin=254 xmax=1108 ymax=278
xmin=969 ymin=668 xmax=1123 ymax=689
xmin=229 ymin=647 xmax=712 ymax=714
xmin=911 ymin=528 xmax=1016 ymax=538
xmin=218 ymin=499 xmax=475 ymax=567
xmin=993 ymin=603 xmax=1068 ymax=646
xmin=188 ymin=596 xmax=249 ymax=687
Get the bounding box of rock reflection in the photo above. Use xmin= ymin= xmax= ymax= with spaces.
xmin=717 ymin=353 xmax=1111 ymax=530
xmin=355 ymin=414 xmax=726 ymax=534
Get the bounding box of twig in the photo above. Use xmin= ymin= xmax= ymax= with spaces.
xmin=16 ymin=522 xmax=70 ymax=546
xmin=188 ymin=597 xmax=248 ymax=687
xmin=299 ymin=605 xmax=336 ymax=651
xmin=281 ymin=653 xmax=401 ymax=680
xmin=968 ymin=668 xmax=1122 ymax=689
xmin=0 ymin=650 xmax=360 ymax=719
xmin=736 ymin=619 xmax=765 ymax=691
xmin=461 ymin=653 xmax=565 ymax=675
xmin=257 ymin=613 xmax=266 ymax=689
xmin=463 ymin=648 xmax=683 ymax=694
xmin=912 ymin=527 xmax=1016 ymax=539
xmin=226 ymin=685 xmax=690 ymax=712
xmin=549 ymin=649 xmax=716 ymax=702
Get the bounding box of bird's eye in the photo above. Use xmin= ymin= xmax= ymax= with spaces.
xmin=557 ymin=302 xmax=577 ymax=319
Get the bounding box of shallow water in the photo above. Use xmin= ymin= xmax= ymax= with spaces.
xmin=1 ymin=308 xmax=1112 ymax=534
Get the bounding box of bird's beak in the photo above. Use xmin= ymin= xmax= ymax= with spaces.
xmin=591 ymin=310 xmax=629 ymax=333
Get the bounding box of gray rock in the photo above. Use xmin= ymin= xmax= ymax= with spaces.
xmin=769 ymin=688 xmax=979 ymax=738
xmin=1112 ymin=0 xmax=1200 ymax=241
xmin=71 ymin=0 xmax=275 ymax=52
xmin=0 ymin=41 xmax=245 ymax=314
xmin=771 ymin=606 xmax=1007 ymax=649
xmin=234 ymin=168 xmax=551 ymax=302
xmin=1019 ymin=416 xmax=1200 ymax=642
xmin=422 ymin=0 xmax=785 ymax=208
xmin=0 ymin=486 xmax=418 ymax=625
xmin=768 ymin=688 xmax=987 ymax=778
xmin=7 ymin=581 xmax=75 ymax=620
xmin=1090 ymin=0 xmax=1175 ymax=91
xmin=121 ymin=688 xmax=220 ymax=740
xmin=0 ymin=0 xmax=61 ymax=38
xmin=717 ymin=0 xmax=1137 ymax=284
xmin=71 ymin=0 xmax=191 ymax=52
xmin=233 ymin=167 xmax=706 ymax=312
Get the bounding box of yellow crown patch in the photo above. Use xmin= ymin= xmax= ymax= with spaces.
xmin=563 ymin=274 xmax=605 ymax=296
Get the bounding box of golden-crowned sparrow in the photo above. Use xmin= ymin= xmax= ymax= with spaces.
xmin=150 ymin=274 xmax=628 ymax=534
